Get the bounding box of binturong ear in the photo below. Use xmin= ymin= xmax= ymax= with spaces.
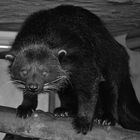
xmin=58 ymin=49 xmax=67 ymax=63
xmin=5 ymin=54 xmax=15 ymax=62
xmin=0 ymin=51 xmax=15 ymax=62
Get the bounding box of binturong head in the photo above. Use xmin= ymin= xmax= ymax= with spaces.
xmin=4 ymin=43 xmax=70 ymax=95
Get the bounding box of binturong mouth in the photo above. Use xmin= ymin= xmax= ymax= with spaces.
xmin=11 ymin=74 xmax=71 ymax=95
xmin=27 ymin=83 xmax=39 ymax=92
xmin=10 ymin=79 xmax=41 ymax=95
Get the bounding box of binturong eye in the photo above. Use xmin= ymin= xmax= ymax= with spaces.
xmin=58 ymin=49 xmax=67 ymax=63
xmin=20 ymin=70 xmax=28 ymax=77
xmin=42 ymin=71 xmax=48 ymax=77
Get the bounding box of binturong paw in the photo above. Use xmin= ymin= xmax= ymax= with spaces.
xmin=72 ymin=116 xmax=92 ymax=135
xmin=94 ymin=114 xmax=116 ymax=126
xmin=16 ymin=105 xmax=35 ymax=119
xmin=54 ymin=107 xmax=76 ymax=118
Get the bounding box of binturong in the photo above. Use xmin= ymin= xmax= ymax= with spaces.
xmin=1 ymin=5 xmax=140 ymax=135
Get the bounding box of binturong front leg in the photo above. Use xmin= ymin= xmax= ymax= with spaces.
xmin=17 ymin=93 xmax=38 ymax=118
xmin=72 ymin=87 xmax=99 ymax=135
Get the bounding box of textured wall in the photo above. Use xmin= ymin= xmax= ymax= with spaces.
xmin=0 ymin=0 xmax=140 ymax=35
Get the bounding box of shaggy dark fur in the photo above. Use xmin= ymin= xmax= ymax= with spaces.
xmin=0 ymin=5 xmax=140 ymax=135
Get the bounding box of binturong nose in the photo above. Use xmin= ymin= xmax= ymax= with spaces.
xmin=28 ymin=83 xmax=39 ymax=92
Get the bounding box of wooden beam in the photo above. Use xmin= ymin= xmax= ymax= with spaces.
xmin=0 ymin=105 xmax=140 ymax=140
xmin=0 ymin=31 xmax=140 ymax=51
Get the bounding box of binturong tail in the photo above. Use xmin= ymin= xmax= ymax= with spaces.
xmin=118 ymin=76 xmax=140 ymax=131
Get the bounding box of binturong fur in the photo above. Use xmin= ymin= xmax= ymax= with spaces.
xmin=0 ymin=5 xmax=140 ymax=135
